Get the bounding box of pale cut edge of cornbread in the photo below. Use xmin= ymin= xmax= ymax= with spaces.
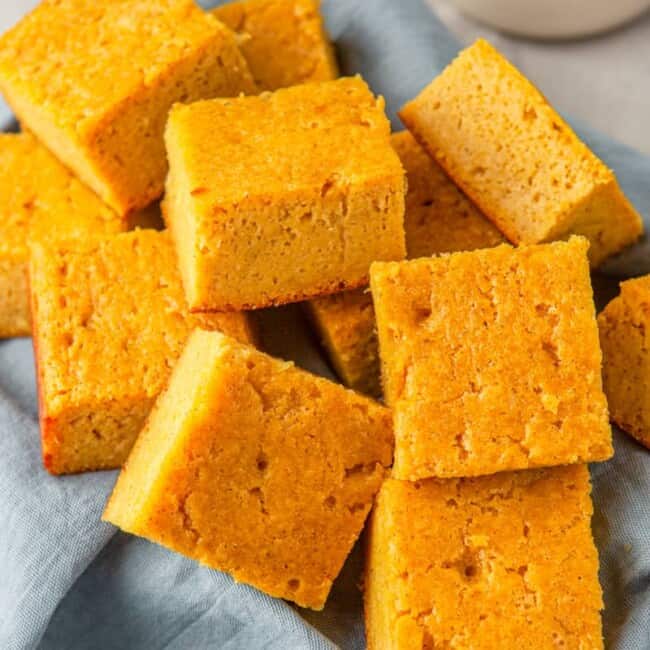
xmin=399 ymin=39 xmax=643 ymax=268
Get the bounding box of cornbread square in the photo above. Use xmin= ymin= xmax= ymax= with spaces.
xmin=213 ymin=0 xmax=338 ymax=91
xmin=103 ymin=329 xmax=393 ymax=610
xmin=307 ymin=289 xmax=381 ymax=398
xmin=163 ymin=76 xmax=406 ymax=311
xmin=30 ymin=230 xmax=254 ymax=475
xmin=370 ymin=237 xmax=612 ymax=480
xmin=0 ymin=0 xmax=256 ymax=216
xmin=599 ymin=276 xmax=650 ymax=448
xmin=0 ymin=132 xmax=125 ymax=339
xmin=306 ymin=132 xmax=503 ymax=397
xmin=400 ymin=39 xmax=643 ymax=267
xmin=365 ymin=466 xmax=603 ymax=649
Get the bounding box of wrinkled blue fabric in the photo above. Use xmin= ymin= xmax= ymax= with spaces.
xmin=1 ymin=1 xmax=649 ymax=647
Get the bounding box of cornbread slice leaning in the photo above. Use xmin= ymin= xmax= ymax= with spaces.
xmin=370 ymin=237 xmax=612 ymax=481
xmin=400 ymin=39 xmax=643 ymax=267
xmin=0 ymin=0 xmax=256 ymax=216
xmin=0 ymin=132 xmax=125 ymax=339
xmin=365 ymin=466 xmax=603 ymax=649
xmin=30 ymin=230 xmax=255 ymax=475
xmin=306 ymin=131 xmax=504 ymax=397
xmin=163 ymin=76 xmax=406 ymax=311
xmin=213 ymin=0 xmax=338 ymax=91
xmin=599 ymin=275 xmax=650 ymax=449
xmin=103 ymin=329 xmax=393 ymax=610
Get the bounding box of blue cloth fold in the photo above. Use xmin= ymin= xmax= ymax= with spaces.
xmin=1 ymin=1 xmax=649 ymax=647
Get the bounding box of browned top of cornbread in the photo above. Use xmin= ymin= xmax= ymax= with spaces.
xmin=0 ymin=132 xmax=123 ymax=261
xmin=164 ymin=76 xmax=399 ymax=206
xmin=213 ymin=0 xmax=338 ymax=91
xmin=365 ymin=465 xmax=603 ymax=649
xmin=0 ymin=0 xmax=241 ymax=134
xmin=104 ymin=329 xmax=393 ymax=610
xmin=370 ymin=236 xmax=612 ymax=480
xmin=598 ymin=275 xmax=650 ymax=447
xmin=399 ymin=39 xmax=642 ymax=256
xmin=392 ymin=131 xmax=504 ymax=258
xmin=30 ymin=230 xmax=254 ymax=418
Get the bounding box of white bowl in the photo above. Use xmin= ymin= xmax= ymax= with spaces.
xmin=452 ymin=0 xmax=650 ymax=39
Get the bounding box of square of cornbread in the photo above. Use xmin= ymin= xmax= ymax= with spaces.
xmin=0 ymin=0 xmax=256 ymax=216
xmin=213 ymin=0 xmax=338 ymax=91
xmin=30 ymin=230 xmax=254 ymax=475
xmin=103 ymin=329 xmax=393 ymax=610
xmin=365 ymin=466 xmax=603 ymax=649
xmin=0 ymin=132 xmax=125 ymax=339
xmin=370 ymin=236 xmax=612 ymax=480
xmin=599 ymin=275 xmax=650 ymax=449
xmin=306 ymin=131 xmax=504 ymax=397
xmin=400 ymin=39 xmax=643 ymax=267
xmin=163 ymin=76 xmax=406 ymax=311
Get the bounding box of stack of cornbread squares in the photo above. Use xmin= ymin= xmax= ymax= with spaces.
xmin=0 ymin=0 xmax=647 ymax=646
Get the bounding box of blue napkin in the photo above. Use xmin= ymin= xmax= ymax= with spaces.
xmin=1 ymin=1 xmax=649 ymax=648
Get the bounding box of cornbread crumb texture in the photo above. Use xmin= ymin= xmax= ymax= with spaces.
xmin=213 ymin=0 xmax=338 ymax=91
xmin=30 ymin=230 xmax=254 ymax=475
xmin=599 ymin=275 xmax=650 ymax=448
xmin=0 ymin=0 xmax=256 ymax=216
xmin=0 ymin=132 xmax=124 ymax=339
xmin=365 ymin=466 xmax=603 ymax=650
xmin=371 ymin=237 xmax=612 ymax=480
xmin=104 ymin=329 xmax=393 ymax=610
xmin=306 ymin=131 xmax=502 ymax=397
xmin=164 ymin=76 xmax=406 ymax=311
xmin=400 ymin=38 xmax=643 ymax=267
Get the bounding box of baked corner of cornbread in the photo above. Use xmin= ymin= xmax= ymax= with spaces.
xmin=212 ymin=0 xmax=339 ymax=91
